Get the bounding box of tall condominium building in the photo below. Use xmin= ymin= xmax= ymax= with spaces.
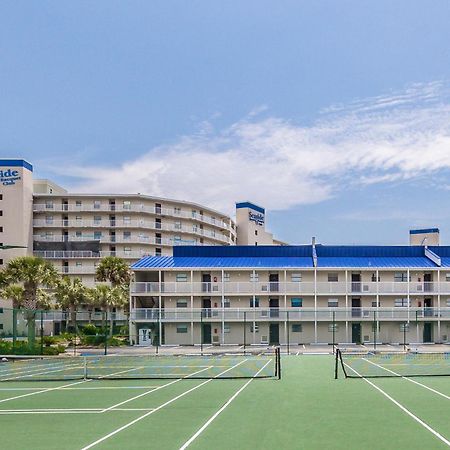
xmin=130 ymin=244 xmax=450 ymax=346
xmin=0 ymin=159 xmax=240 ymax=290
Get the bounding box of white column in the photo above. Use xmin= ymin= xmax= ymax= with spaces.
xmin=284 ymin=269 xmax=287 ymax=346
xmin=158 ymin=270 xmax=162 ymax=346
xmin=345 ymin=270 xmax=348 ymax=342
xmin=407 ymin=268 xmax=410 ymax=324
xmin=376 ymin=269 xmax=379 ymax=343
xmin=437 ymin=269 xmax=441 ymax=342
xmin=190 ymin=270 xmax=194 ymax=345
xmin=221 ymin=269 xmax=225 ymax=345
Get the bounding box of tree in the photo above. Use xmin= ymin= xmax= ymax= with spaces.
xmin=88 ymin=284 xmax=127 ymax=336
xmin=54 ymin=277 xmax=88 ymax=333
xmin=0 ymin=284 xmax=24 ymax=345
xmin=4 ymin=257 xmax=59 ymax=346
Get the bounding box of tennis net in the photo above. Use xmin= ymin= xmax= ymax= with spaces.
xmin=335 ymin=349 xmax=450 ymax=379
xmin=0 ymin=348 xmax=281 ymax=381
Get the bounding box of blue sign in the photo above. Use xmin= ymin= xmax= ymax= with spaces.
xmin=0 ymin=169 xmax=21 ymax=186
xmin=249 ymin=211 xmax=264 ymax=226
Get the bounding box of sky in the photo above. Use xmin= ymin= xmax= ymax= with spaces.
xmin=1 ymin=1 xmax=450 ymax=245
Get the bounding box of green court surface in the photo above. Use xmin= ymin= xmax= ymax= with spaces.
xmin=0 ymin=355 xmax=449 ymax=449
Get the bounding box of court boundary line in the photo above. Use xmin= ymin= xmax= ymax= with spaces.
xmin=80 ymin=360 xmax=248 ymax=450
xmin=343 ymin=362 xmax=450 ymax=447
xmin=362 ymin=358 xmax=450 ymax=401
xmin=178 ymin=360 xmax=271 ymax=449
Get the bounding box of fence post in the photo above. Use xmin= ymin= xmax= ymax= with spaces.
xmin=12 ymin=308 xmax=17 ymax=353
xmin=286 ymin=310 xmax=290 ymax=355
xmin=332 ymin=310 xmax=336 ymax=354
xmin=200 ymin=308 xmax=203 ymax=356
xmin=104 ymin=311 xmax=108 ymax=356
xmin=403 ymin=321 xmax=407 ymax=351
xmin=40 ymin=311 xmax=44 ymax=356
xmin=373 ymin=310 xmax=377 ymax=351
xmin=243 ymin=311 xmax=247 ymax=351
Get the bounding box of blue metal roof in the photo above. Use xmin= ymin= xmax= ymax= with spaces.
xmin=410 ymin=228 xmax=439 ymax=234
xmin=132 ymin=245 xmax=450 ymax=270
xmin=235 ymin=202 xmax=265 ymax=214
xmin=317 ymin=257 xmax=436 ymax=268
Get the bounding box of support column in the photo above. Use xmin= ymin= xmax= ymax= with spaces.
xmin=221 ymin=269 xmax=225 ymax=345
xmin=437 ymin=269 xmax=441 ymax=343
xmin=190 ymin=270 xmax=194 ymax=346
xmin=345 ymin=270 xmax=348 ymax=342
xmin=158 ymin=270 xmax=162 ymax=346
xmin=314 ymin=268 xmax=317 ymax=343
xmin=284 ymin=269 xmax=287 ymax=346
xmin=376 ymin=269 xmax=379 ymax=344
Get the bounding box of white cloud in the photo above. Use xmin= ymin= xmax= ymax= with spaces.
xmin=49 ymin=81 xmax=450 ymax=216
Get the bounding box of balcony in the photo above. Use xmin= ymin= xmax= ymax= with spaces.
xmin=34 ymin=250 xmax=166 ymax=259
xmin=32 ymin=203 xmax=233 ymax=231
xmin=32 ymin=220 xmax=230 ymax=243
xmin=130 ymin=307 xmax=450 ymax=322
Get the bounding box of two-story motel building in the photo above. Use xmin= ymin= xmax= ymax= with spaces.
xmin=130 ymin=243 xmax=450 ymax=346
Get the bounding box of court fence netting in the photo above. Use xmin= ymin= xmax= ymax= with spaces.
xmin=335 ymin=348 xmax=450 ymax=379
xmin=0 ymin=347 xmax=281 ymax=382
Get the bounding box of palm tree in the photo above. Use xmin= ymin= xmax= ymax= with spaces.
xmin=0 ymin=285 xmax=24 ymax=346
xmin=4 ymin=257 xmax=59 ymax=347
xmin=54 ymin=277 xmax=88 ymax=333
xmin=89 ymin=284 xmax=127 ymax=337
xmin=95 ymin=256 xmax=132 ymax=334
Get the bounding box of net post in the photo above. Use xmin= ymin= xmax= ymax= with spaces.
xmin=156 ymin=308 xmax=160 ymax=355
xmin=276 ymin=347 xmax=281 ymax=380
xmin=338 ymin=349 xmax=348 ymax=378
xmin=334 ymin=348 xmax=339 ymax=379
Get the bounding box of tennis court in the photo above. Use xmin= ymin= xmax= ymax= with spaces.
xmin=0 ymin=350 xmax=449 ymax=449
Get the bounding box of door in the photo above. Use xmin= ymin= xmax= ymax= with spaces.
xmin=423 ymin=323 xmax=433 ymax=343
xmin=269 ymin=298 xmax=279 ymax=318
xmin=424 ymin=273 xmax=433 ymax=292
xmin=352 ymin=298 xmax=361 ymax=317
xmin=352 ymin=323 xmax=361 ymax=344
xmin=202 ymin=274 xmax=211 ymax=292
xmin=269 ymin=273 xmax=279 ymax=292
xmin=424 ymin=298 xmax=433 ymax=317
xmin=202 ymin=298 xmax=211 ymax=318
xmin=202 ymin=324 xmax=212 ymax=344
xmin=269 ymin=323 xmax=280 ymax=345
xmin=351 ymin=273 xmax=361 ymax=293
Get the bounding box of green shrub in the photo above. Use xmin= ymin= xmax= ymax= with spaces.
xmin=81 ymin=324 xmax=99 ymax=336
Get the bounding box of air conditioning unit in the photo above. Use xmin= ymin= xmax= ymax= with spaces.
xmin=363 ymin=310 xmax=370 ymax=317
xmin=261 ymin=285 xmax=268 ymax=291
xmin=212 ymin=335 xmax=220 ymax=345
xmin=261 ymin=336 xmax=268 ymax=344
xmin=416 ymin=284 xmax=423 ymax=292
xmin=261 ymin=310 xmax=269 ymax=317
xmin=363 ymin=335 xmax=370 ymax=342
xmin=212 ymin=285 xmax=219 ymax=292
xmin=363 ymin=285 xmax=369 ymax=292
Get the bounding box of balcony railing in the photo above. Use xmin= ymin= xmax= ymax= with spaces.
xmin=32 ymin=203 xmax=233 ymax=231
xmin=32 ymin=220 xmax=230 ymax=243
xmin=130 ymin=307 xmax=450 ymax=322
xmin=34 ymin=250 xmax=167 ymax=259
xmin=130 ymin=281 xmax=450 ymax=295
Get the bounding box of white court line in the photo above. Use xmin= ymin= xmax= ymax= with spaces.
xmin=81 ymin=360 xmax=248 ymax=450
xmin=295 ymin=351 xmax=300 ymax=356
xmin=0 ymin=386 xmax=161 ymax=391
xmin=179 ymin=360 xmax=271 ymax=449
xmin=100 ymin=366 xmax=213 ymax=413
xmin=343 ymin=362 xmax=450 ymax=447
xmin=362 ymin=358 xmax=450 ymax=401
xmin=0 ymin=407 xmax=156 ymax=415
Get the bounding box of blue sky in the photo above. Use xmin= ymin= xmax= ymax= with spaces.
xmin=1 ymin=1 xmax=450 ymax=245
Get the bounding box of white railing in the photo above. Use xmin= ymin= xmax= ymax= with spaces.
xmin=131 ymin=281 xmax=450 ymax=295
xmin=130 ymin=307 xmax=450 ymax=322
xmin=32 ymin=203 xmax=233 ymax=231
xmin=32 ymin=220 xmax=230 ymax=243
xmin=34 ymin=250 xmax=166 ymax=259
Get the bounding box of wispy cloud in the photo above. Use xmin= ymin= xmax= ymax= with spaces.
xmin=46 ymin=81 xmax=450 ymax=215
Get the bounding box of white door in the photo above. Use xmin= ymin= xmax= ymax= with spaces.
xmin=138 ymin=328 xmax=152 ymax=346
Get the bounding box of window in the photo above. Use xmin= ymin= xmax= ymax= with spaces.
xmin=328 ymin=273 xmax=338 ymax=282
xmin=394 ymin=272 xmax=409 ymax=282
xmin=155 ymin=248 xmax=162 ymax=256
xmin=176 ymin=324 xmax=188 ymax=334
xmin=292 ymin=324 xmax=302 ymax=333
xmin=0 ymin=308 xmax=3 ymax=313
xmin=211 ymin=229 xmax=215 ymax=237
xmin=223 ymin=272 xmax=230 ymax=282
xmin=176 ymin=299 xmax=188 ymax=308
xmin=250 ymin=324 xmax=259 ymax=333
xmin=94 ymin=216 xmax=102 ymax=225
xmin=192 ymin=210 xmax=197 ymax=218
xmin=400 ymin=323 xmax=410 ymax=332
xmin=328 ymin=324 xmax=339 ymax=332
xmin=0 ymin=194 xmax=2 ymax=200
xmin=0 ymin=211 xmax=2 ymax=216
xmin=174 ymin=207 xmax=181 ymax=215
xmin=372 ymin=301 xmax=380 ymax=307
xmin=328 ymin=299 xmax=339 ymax=308
xmin=0 ymin=259 xmax=3 ymax=265
xmin=123 ymin=216 xmax=131 ymax=225
xmin=0 ymin=227 xmax=3 ymax=233
xmin=45 ymin=200 xmax=53 ymax=209
xmin=223 ymin=323 xmax=231 ymax=334
xmin=394 ymin=298 xmax=410 ymax=307
xmin=255 ymin=230 xmax=258 ymax=236
xmin=123 ymin=231 xmax=131 ymax=240
xmin=446 ymin=299 xmax=450 ymax=307
xmin=75 ymin=231 xmax=82 ymax=237
xmin=75 ymin=200 xmax=82 ymax=208
xmin=76 ymin=262 xmax=82 ymax=267
xmin=291 ymin=298 xmax=303 ymax=307
xmin=123 ymin=200 xmax=131 ymax=210
xmin=250 ymin=272 xmax=259 ymax=282
xmin=45 ymin=216 xmax=54 ymax=224
xmin=173 ymin=235 xmax=181 ymax=243
xmin=0 ymin=324 xmax=3 ymax=330
xmin=371 ymin=273 xmax=380 ymax=282
xmin=250 ymin=298 xmax=260 ymax=308
xmin=93 ymin=200 xmax=101 ymax=209
xmin=291 ymin=273 xmax=302 ymax=282
xmin=75 ymin=216 xmax=82 ymax=223
xmin=94 ymin=231 xmax=102 ymax=240
xmin=124 ymin=247 xmax=131 ymax=255
xmin=176 ymin=273 xmax=188 ymax=282
xmin=223 ymin=298 xmax=231 ymax=308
